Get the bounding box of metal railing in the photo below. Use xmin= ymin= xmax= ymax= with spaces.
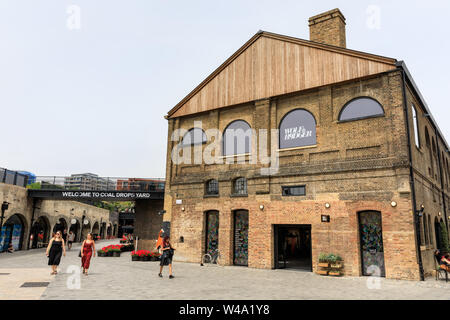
xmin=31 ymin=176 xmax=165 ymax=192
xmin=0 ymin=168 xmax=29 ymax=188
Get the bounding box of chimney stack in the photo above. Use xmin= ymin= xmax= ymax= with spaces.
xmin=309 ymin=8 xmax=346 ymax=48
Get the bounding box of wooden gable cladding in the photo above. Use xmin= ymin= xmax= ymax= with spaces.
xmin=168 ymin=31 xmax=397 ymax=119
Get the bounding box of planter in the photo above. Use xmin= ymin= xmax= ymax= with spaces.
xmin=113 ymin=251 xmax=121 ymax=257
xmin=330 ymin=263 xmax=343 ymax=269
xmin=317 ymin=270 xmax=329 ymax=276
xmin=142 ymin=255 xmax=151 ymax=261
xmin=107 ymin=251 xmax=113 ymax=257
xmin=131 ymin=255 xmax=140 ymax=261
xmin=98 ymin=251 xmax=106 ymax=257
xmin=329 ymin=271 xmax=342 ymax=277
xmin=318 ymin=262 xmax=330 ymax=268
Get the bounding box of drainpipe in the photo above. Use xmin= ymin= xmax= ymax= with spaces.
xmin=399 ymin=66 xmax=425 ymax=281
xmin=434 ymin=127 xmax=449 ymax=229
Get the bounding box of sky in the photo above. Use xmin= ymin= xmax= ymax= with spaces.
xmin=0 ymin=0 xmax=449 ymax=178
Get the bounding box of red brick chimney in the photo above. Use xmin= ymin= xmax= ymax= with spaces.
xmin=309 ymin=8 xmax=346 ymax=48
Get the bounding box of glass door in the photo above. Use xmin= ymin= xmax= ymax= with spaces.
xmin=205 ymin=211 xmax=219 ymax=256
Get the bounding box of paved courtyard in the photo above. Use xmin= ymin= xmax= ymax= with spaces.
xmin=1 ymin=240 xmax=450 ymax=300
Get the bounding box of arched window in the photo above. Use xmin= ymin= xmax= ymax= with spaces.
xmin=411 ymin=105 xmax=421 ymax=148
xmin=279 ymin=109 xmax=316 ymax=149
xmin=428 ymin=215 xmax=433 ymax=247
xmin=223 ymin=120 xmax=252 ymax=156
xmin=182 ymin=128 xmax=207 ymax=146
xmin=338 ymin=97 xmax=384 ymax=122
xmin=423 ymin=214 xmax=429 ymax=245
xmin=205 ymin=179 xmax=219 ymax=195
xmin=233 ymin=177 xmax=247 ymax=195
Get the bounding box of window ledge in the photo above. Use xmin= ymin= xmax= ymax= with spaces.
xmin=203 ymin=194 xmax=219 ymax=198
xmin=278 ymin=145 xmax=317 ymax=152
xmin=230 ymin=194 xmax=248 ymax=198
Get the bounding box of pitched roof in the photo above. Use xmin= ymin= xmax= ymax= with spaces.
xmin=167 ymin=31 xmax=397 ymax=119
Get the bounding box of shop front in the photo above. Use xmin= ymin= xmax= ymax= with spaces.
xmin=274 ymin=225 xmax=312 ymax=271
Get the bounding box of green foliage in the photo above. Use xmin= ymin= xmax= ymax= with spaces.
xmin=95 ymin=201 xmax=134 ymax=212
xmin=327 ymin=254 xmax=338 ymax=264
xmin=27 ymin=182 xmax=41 ymax=190
xmin=318 ymin=253 xmax=328 ymax=263
xmin=440 ymin=221 xmax=450 ymax=252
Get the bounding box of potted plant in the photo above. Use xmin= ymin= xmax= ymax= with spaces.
xmin=330 ymin=255 xmax=343 ymax=269
xmin=142 ymin=251 xmax=151 ymax=261
xmin=111 ymin=248 xmax=121 ymax=257
xmin=97 ymin=249 xmax=106 ymax=257
xmin=318 ymin=253 xmax=330 ymax=268
xmin=131 ymin=250 xmax=140 ymax=261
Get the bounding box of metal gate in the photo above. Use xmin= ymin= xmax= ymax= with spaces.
xmin=205 ymin=211 xmax=219 ymax=255
xmin=358 ymin=211 xmax=385 ymax=277
xmin=233 ymin=210 xmax=249 ymax=266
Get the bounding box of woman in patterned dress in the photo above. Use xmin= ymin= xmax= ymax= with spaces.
xmin=81 ymin=233 xmax=96 ymax=275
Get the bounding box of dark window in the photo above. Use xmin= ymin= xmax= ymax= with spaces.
xmin=223 ymin=120 xmax=252 ymax=156
xmin=182 ymin=128 xmax=207 ymax=146
xmin=206 ymin=179 xmax=219 ymax=195
xmin=233 ymin=178 xmax=247 ymax=195
xmin=279 ymin=109 xmax=316 ymax=149
xmin=282 ymin=186 xmax=306 ymax=196
xmin=339 ymin=97 xmax=384 ymax=122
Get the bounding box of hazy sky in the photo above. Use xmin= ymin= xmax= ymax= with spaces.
xmin=1 ymin=0 xmax=449 ymax=178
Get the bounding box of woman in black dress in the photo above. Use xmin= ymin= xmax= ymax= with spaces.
xmin=159 ymin=236 xmax=175 ymax=279
xmin=46 ymin=231 xmax=66 ymax=275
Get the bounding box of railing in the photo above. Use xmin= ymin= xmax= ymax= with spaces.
xmin=30 ymin=176 xmax=165 ymax=192
xmin=0 ymin=168 xmax=29 ymax=188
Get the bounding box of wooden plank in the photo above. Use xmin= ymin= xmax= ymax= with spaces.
xmin=169 ymin=33 xmax=396 ymax=118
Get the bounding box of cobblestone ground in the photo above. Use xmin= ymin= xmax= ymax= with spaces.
xmin=1 ymin=240 xmax=450 ymax=300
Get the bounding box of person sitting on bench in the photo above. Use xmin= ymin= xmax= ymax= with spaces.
xmin=440 ymin=252 xmax=450 ymax=271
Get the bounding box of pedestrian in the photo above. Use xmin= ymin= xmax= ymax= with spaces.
xmin=46 ymin=231 xmax=66 ymax=275
xmin=81 ymin=233 xmax=96 ymax=276
xmin=7 ymin=243 xmax=14 ymax=253
xmin=67 ymin=231 xmax=75 ymax=250
xmin=158 ymin=236 xmax=175 ymax=279
xmin=62 ymin=229 xmax=68 ymax=244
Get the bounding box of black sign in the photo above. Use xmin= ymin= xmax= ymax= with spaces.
xmin=28 ymin=190 xmax=164 ymax=201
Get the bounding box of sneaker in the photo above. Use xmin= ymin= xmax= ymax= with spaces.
xmin=158 ymin=273 xmax=163 ymax=278
xmin=169 ymin=275 xmax=174 ymax=279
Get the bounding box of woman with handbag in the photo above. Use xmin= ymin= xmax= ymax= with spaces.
xmin=158 ymin=236 xmax=175 ymax=279
xmin=80 ymin=233 xmax=96 ymax=276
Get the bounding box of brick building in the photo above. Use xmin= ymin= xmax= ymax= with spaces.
xmin=162 ymin=9 xmax=450 ymax=280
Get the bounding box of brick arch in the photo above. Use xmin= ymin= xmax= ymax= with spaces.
xmin=3 ymin=213 xmax=28 ymax=251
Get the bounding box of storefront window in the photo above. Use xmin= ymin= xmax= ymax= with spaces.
xmin=279 ymin=109 xmax=316 ymax=149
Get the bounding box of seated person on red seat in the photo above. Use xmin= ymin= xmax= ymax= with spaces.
xmin=440 ymin=254 xmax=450 ymax=271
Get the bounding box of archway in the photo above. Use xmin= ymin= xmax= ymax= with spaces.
xmin=81 ymin=220 xmax=91 ymax=241
xmin=92 ymin=222 xmax=100 ymax=239
xmin=69 ymin=219 xmax=81 ymax=243
xmin=0 ymin=214 xmax=27 ymax=252
xmin=100 ymin=222 xmax=106 ymax=239
xmin=30 ymin=216 xmax=51 ymax=249
xmin=53 ymin=217 xmax=68 ymax=235
xmin=107 ymin=224 xmax=112 ymax=238
xmin=113 ymin=224 xmax=117 ymax=237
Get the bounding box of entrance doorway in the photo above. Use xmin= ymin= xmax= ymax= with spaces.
xmin=233 ymin=210 xmax=249 ymax=266
xmin=274 ymin=225 xmax=312 ymax=271
xmin=358 ymin=211 xmax=385 ymax=277
xmin=31 ymin=216 xmax=50 ymax=248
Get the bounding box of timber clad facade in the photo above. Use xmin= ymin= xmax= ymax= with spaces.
xmin=163 ymin=8 xmax=450 ymax=280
